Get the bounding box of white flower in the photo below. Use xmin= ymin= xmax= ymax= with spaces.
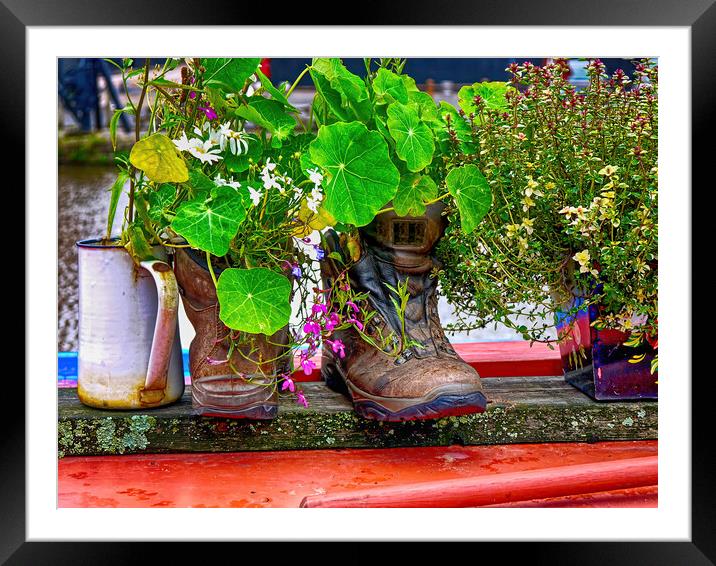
xmin=188 ymin=140 xmax=223 ymax=164
xmin=307 ymin=168 xmax=323 ymax=186
xmin=307 ymin=185 xmax=324 ymax=213
xmin=214 ymin=173 xmax=227 ymax=186
xmin=262 ymin=158 xmax=277 ymax=174
xmin=226 ymin=177 xmax=242 ymax=190
xmin=248 ymin=186 xmax=263 ymax=206
xmin=173 ymin=132 xmax=198 ymax=152
xmin=218 ymin=121 xmax=250 ymax=155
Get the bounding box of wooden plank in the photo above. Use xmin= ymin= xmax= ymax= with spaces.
xmin=58 ymin=376 xmax=657 ymax=457
xmin=298 ymin=455 xmax=658 ymax=508
xmin=58 ymin=441 xmax=658 ymax=508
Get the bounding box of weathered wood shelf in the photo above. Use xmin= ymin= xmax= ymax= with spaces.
xmin=58 ymin=376 xmax=657 ymax=458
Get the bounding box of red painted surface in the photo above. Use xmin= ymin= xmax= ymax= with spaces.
xmin=58 ymin=441 xmax=657 ymax=508
xmin=292 ymin=341 xmax=562 ymax=382
xmin=299 ymin=455 xmax=657 ymax=507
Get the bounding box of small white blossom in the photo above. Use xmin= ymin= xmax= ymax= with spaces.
xmin=248 ymin=186 xmax=263 ymax=206
xmin=188 ymin=140 xmax=222 ymax=164
xmin=307 ymin=168 xmax=323 ymax=186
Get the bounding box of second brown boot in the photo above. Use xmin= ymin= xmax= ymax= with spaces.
xmin=320 ymin=203 xmax=487 ymax=422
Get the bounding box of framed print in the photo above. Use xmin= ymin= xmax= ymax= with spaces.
xmin=4 ymin=0 xmax=708 ymax=562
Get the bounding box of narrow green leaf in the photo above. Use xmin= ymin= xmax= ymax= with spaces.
xmin=105 ymin=170 xmax=129 ymax=240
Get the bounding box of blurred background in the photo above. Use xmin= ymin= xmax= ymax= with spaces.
xmin=57 ymin=57 xmax=637 ymax=354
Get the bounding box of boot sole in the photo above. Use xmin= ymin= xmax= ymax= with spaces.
xmin=322 ymin=363 xmax=487 ymax=422
xmin=193 ymin=401 xmax=278 ymax=420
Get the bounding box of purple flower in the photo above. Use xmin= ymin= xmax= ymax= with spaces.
xmin=312 ymin=303 xmax=328 ymax=315
xmin=303 ymin=321 xmax=321 ymax=336
xmin=198 ymin=105 xmax=218 ymax=120
xmin=326 ymin=339 xmax=346 ymax=359
xmin=281 ymin=376 xmax=295 ymax=392
xmin=296 ymin=390 xmax=309 ymax=408
xmin=301 ymin=357 xmax=316 ymax=376
xmin=346 ymin=301 xmax=359 ymax=313
xmin=291 ymin=265 xmax=303 ymax=279
xmin=314 ymin=245 xmax=325 ymax=261
xmin=189 ymin=91 xmax=196 ymax=100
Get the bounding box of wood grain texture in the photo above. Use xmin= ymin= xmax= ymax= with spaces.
xmin=58 ymin=377 xmax=657 ymax=457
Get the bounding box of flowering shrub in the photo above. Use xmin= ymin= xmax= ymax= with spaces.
xmin=435 ymin=59 xmax=658 ymax=371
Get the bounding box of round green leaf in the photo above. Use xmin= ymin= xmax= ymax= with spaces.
xmin=216 ymin=268 xmax=292 ymax=335
xmin=129 ymin=133 xmax=188 ymax=183
xmin=458 ymin=81 xmax=512 ymax=115
xmin=445 ymin=165 xmax=492 ymax=234
xmin=394 ymin=174 xmax=437 ymax=217
xmin=171 ymin=186 xmax=247 ymax=256
xmin=235 ymin=98 xmax=296 ymax=141
xmin=309 ymin=121 xmax=399 ymax=227
xmin=386 ymin=102 xmax=435 ymax=172
xmin=373 ymin=68 xmax=408 ymax=104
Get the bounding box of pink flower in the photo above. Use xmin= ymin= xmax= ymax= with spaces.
xmin=206 ymin=356 xmax=226 ymax=366
xmin=324 ymin=312 xmax=340 ymax=332
xmin=303 ymin=322 xmax=321 ymax=336
xmin=301 ymin=357 xmax=316 ymax=376
xmin=326 ymin=339 xmax=346 ymax=359
xmin=346 ymin=301 xmax=359 ymax=313
xmin=312 ymin=303 xmax=328 ymax=315
xmin=296 ymin=390 xmax=308 ymax=408
xmin=281 ymin=376 xmax=295 ymax=392
xmin=347 ymin=317 xmax=364 ymax=332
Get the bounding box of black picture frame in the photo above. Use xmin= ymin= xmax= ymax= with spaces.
xmin=7 ymin=1 xmax=707 ymax=562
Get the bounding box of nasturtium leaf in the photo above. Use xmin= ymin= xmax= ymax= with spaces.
xmin=393 ymin=173 xmax=438 ymax=217
xmin=373 ymin=68 xmax=408 ymax=104
xmin=294 ymin=200 xmax=337 ymax=237
xmin=445 ymin=164 xmax=493 ymax=234
xmin=146 ymin=183 xmax=176 ymax=224
xmin=202 ymin=58 xmax=261 ymax=93
xmin=216 ymin=267 xmax=292 ymax=335
xmin=187 ymin=168 xmax=216 ymax=199
xmin=309 ymin=58 xmax=372 ymax=123
xmin=255 ymin=68 xmax=298 ymax=112
xmin=224 ymin=136 xmax=262 ymax=173
xmin=386 ymin=102 xmax=435 ymax=172
xmin=458 ymin=81 xmax=511 ymax=115
xmin=408 ymin=90 xmax=438 ymax=123
xmin=235 ymin=98 xmax=296 ymax=141
xmin=129 ymin=133 xmax=188 ymax=183
xmin=171 ymin=186 xmax=247 ymax=256
xmin=401 ymin=74 xmax=419 ymax=92
xmin=309 ymin=121 xmax=399 ymax=227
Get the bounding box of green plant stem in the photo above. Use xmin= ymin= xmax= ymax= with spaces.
xmin=286 ymin=66 xmax=310 ymax=99
xmin=206 ymin=251 xmax=219 ymax=288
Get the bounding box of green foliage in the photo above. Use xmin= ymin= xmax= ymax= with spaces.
xmin=393 ymin=173 xmax=437 ymax=217
xmin=202 ymin=58 xmax=261 ymax=92
xmin=216 ymin=267 xmax=292 ymax=335
xmin=386 ymin=102 xmax=435 ymax=172
xmin=171 ymin=186 xmax=248 ymax=256
xmin=309 ymin=121 xmax=399 ymax=226
xmin=129 ymin=133 xmax=188 ymax=183
xmin=235 ymin=98 xmax=297 ymax=142
xmin=444 ymin=165 xmax=492 ymax=234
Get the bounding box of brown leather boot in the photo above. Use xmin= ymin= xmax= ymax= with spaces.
xmin=173 ymin=248 xmax=288 ymax=419
xmin=320 ymin=203 xmax=487 ymax=421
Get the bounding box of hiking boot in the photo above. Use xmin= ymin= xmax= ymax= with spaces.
xmin=320 ymin=203 xmax=487 ymax=421
xmin=173 ymin=248 xmax=288 ymax=419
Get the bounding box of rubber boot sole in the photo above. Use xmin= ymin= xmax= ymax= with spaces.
xmin=322 ymin=360 xmax=487 ymax=422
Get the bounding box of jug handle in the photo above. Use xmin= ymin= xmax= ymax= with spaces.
xmin=138 ymin=259 xmax=179 ymax=405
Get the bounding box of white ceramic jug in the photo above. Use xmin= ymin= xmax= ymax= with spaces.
xmin=76 ymin=239 xmax=184 ymax=409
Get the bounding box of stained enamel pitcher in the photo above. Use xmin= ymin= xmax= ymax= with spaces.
xmin=76 ymin=239 xmax=184 ymax=409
